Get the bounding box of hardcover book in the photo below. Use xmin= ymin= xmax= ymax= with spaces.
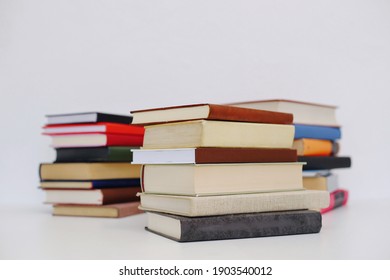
xmin=294 ymin=124 xmax=341 ymax=140
xmin=293 ymin=139 xmax=338 ymax=156
xmin=299 ymin=156 xmax=352 ymax=170
xmin=55 ymin=147 xmax=136 ymax=163
xmin=132 ymin=147 xmax=297 ymax=164
xmin=141 ymin=163 xmax=304 ymax=196
xmin=40 ymin=178 xmax=140 ymax=189
xmin=320 ymin=189 xmax=349 ymax=214
xmin=131 ymin=103 xmax=293 ymax=125
xmin=142 ymin=120 xmax=294 ymax=149
xmin=146 ymin=210 xmax=322 ymax=242
xmin=139 ymin=190 xmax=329 ymax=217
xmin=302 ymin=172 xmax=339 ymax=192
xmin=52 ymin=201 xmax=143 ymax=218
xmin=46 ymin=112 xmax=133 ymax=125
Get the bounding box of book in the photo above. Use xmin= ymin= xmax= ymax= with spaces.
xmin=131 ymin=103 xmax=293 ymax=125
xmin=43 ymin=122 xmax=144 ymax=136
xmin=46 ymin=112 xmax=133 ymax=125
xmin=299 ymin=156 xmax=352 ymax=170
xmin=39 ymin=163 xmax=141 ymax=180
xmin=55 ymin=147 xmax=136 ymax=163
xmin=141 ymin=163 xmax=304 ymax=196
xmin=142 ymin=120 xmax=294 ymax=149
xmin=321 ymin=189 xmax=349 ymax=214
xmin=52 ymin=201 xmax=143 ymax=218
xmin=293 ymin=139 xmax=338 ymax=156
xmin=139 ymin=190 xmax=329 ymax=217
xmin=40 ymin=178 xmax=140 ymax=189
xmin=294 ymin=124 xmax=341 ymax=140
xmin=228 ymin=99 xmax=338 ymax=127
xmin=303 ymin=172 xmax=339 ymax=192
xmin=50 ymin=133 xmax=143 ymax=148
xmin=44 ymin=187 xmax=141 ymax=205
xmin=145 ymin=210 xmax=322 ymax=242
xmin=132 ymin=147 xmax=297 ymax=164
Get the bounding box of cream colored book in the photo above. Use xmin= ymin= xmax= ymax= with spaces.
xmin=142 ymin=163 xmax=304 ymax=196
xmin=143 ymin=120 xmax=294 ymax=149
xmin=139 ymin=190 xmax=329 ymax=217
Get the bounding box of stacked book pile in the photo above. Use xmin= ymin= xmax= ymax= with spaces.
xmin=230 ymin=100 xmax=352 ymax=213
xmin=39 ymin=112 xmax=144 ymax=218
xmin=131 ymin=104 xmax=329 ymax=242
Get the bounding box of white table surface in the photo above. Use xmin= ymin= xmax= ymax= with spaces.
xmin=1 ymin=198 xmax=389 ymax=260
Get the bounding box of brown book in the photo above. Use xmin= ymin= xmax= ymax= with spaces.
xmin=52 ymin=201 xmax=143 ymax=218
xmin=44 ymin=187 xmax=141 ymax=205
xmin=132 ymin=147 xmax=297 ymax=164
xmin=131 ymin=103 xmax=293 ymax=125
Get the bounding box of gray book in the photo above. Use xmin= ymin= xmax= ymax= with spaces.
xmin=146 ymin=210 xmax=322 ymax=242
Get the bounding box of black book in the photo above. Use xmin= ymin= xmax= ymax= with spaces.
xmin=46 ymin=112 xmax=133 ymax=125
xmin=299 ymin=156 xmax=351 ymax=170
xmin=55 ymin=147 xmax=135 ymax=163
xmin=145 ymin=210 xmax=322 ymax=242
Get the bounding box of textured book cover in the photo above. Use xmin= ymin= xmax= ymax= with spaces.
xmin=146 ymin=210 xmax=322 ymax=242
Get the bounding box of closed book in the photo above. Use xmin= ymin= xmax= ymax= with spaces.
xmin=44 ymin=187 xmax=141 ymax=205
xmin=302 ymin=172 xmax=339 ymax=192
xmin=43 ymin=122 xmax=144 ymax=136
xmin=52 ymin=201 xmax=143 ymax=218
xmin=228 ymin=99 xmax=338 ymax=127
xmin=294 ymin=124 xmax=341 ymax=140
xmin=132 ymin=147 xmax=297 ymax=164
xmin=46 ymin=112 xmax=133 ymax=125
xmin=321 ymin=189 xmax=349 ymax=214
xmin=39 ymin=163 xmax=141 ymax=180
xmin=293 ymin=139 xmax=338 ymax=156
xmin=139 ymin=190 xmax=329 ymax=217
xmin=143 ymin=120 xmax=294 ymax=149
xmin=142 ymin=163 xmax=304 ymax=196
xmin=131 ymin=103 xmax=293 ymax=125
xmin=50 ymin=133 xmax=143 ymax=148
xmin=299 ymin=156 xmax=352 ymax=170
xmin=55 ymin=147 xmax=136 ymax=163
xmin=146 ymin=210 xmax=322 ymax=242
xmin=40 ymin=179 xmax=140 ymax=189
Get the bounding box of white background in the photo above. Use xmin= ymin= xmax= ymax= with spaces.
xmin=1 ymin=0 xmax=390 ymax=205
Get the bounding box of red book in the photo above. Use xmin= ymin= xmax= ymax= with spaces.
xmin=320 ymin=189 xmax=348 ymax=214
xmin=43 ymin=122 xmax=144 ymax=136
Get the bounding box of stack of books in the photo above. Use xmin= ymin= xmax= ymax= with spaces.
xmin=39 ymin=112 xmax=145 ymax=218
xmin=131 ymin=104 xmax=329 ymax=242
xmin=230 ymin=100 xmax=352 ymax=213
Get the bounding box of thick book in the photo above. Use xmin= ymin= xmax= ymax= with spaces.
xmin=299 ymin=156 xmax=352 ymax=170
xmin=131 ymin=103 xmax=293 ymax=125
xmin=40 ymin=179 xmax=140 ymax=189
xmin=142 ymin=120 xmax=294 ymax=149
xmin=52 ymin=201 xmax=143 ymax=218
xmin=141 ymin=163 xmax=304 ymax=196
xmin=293 ymin=139 xmax=338 ymax=156
xmin=46 ymin=112 xmax=133 ymax=125
xmin=139 ymin=190 xmax=329 ymax=217
xmin=321 ymin=189 xmax=348 ymax=214
xmin=39 ymin=163 xmax=141 ymax=181
xmin=228 ymin=99 xmax=338 ymax=127
xmin=294 ymin=124 xmax=341 ymax=140
xmin=146 ymin=210 xmax=322 ymax=242
xmin=132 ymin=147 xmax=297 ymax=164
xmin=55 ymin=147 xmax=136 ymax=163
xmin=50 ymin=133 xmax=143 ymax=148
xmin=303 ymin=171 xmax=339 ymax=192
xmin=44 ymin=187 xmax=141 ymax=205
xmin=43 ymin=122 xmax=144 ymax=136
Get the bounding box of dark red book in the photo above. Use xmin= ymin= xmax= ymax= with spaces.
xmin=320 ymin=189 xmax=348 ymax=214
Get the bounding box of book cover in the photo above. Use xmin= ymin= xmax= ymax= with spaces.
xmin=40 ymin=178 xmax=140 ymax=189
xmin=294 ymin=124 xmax=341 ymax=140
xmin=50 ymin=133 xmax=143 ymax=148
xmin=55 ymin=147 xmax=136 ymax=163
xmin=132 ymin=147 xmax=297 ymax=164
xmin=139 ymin=190 xmax=329 ymax=217
xmin=299 ymin=156 xmax=352 ymax=170
xmin=131 ymin=103 xmax=293 ymax=125
xmin=320 ymin=189 xmax=349 ymax=214
xmin=146 ymin=210 xmax=322 ymax=242
xmin=46 ymin=112 xmax=133 ymax=125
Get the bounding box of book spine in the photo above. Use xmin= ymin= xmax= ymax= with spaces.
xmin=106 ymin=134 xmax=144 ymax=146
xmin=117 ymin=202 xmax=144 ymax=217
xmin=294 ymin=125 xmax=341 ymax=140
xmin=299 ymin=156 xmax=352 ymax=170
xmin=296 ymin=139 xmax=333 ymax=156
xmin=96 ymin=113 xmax=133 ymax=124
xmin=320 ymin=189 xmax=348 ymax=214
xmin=101 ymin=187 xmax=141 ymax=205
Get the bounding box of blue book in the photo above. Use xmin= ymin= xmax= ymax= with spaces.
xmin=294 ymin=124 xmax=341 ymax=140
xmin=40 ymin=178 xmax=141 ymax=189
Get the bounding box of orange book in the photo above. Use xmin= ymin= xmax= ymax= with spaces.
xmin=293 ymin=139 xmax=337 ymax=156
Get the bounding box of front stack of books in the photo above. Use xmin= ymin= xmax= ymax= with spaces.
xmin=230 ymin=100 xmax=352 ymax=213
xmin=131 ymin=104 xmax=329 ymax=242
xmin=39 ymin=112 xmax=145 ymax=218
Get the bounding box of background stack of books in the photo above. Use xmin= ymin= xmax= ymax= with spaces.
xmin=230 ymin=100 xmax=352 ymax=214
xmin=131 ymin=104 xmax=329 ymax=242
xmin=39 ymin=112 xmax=144 ymax=218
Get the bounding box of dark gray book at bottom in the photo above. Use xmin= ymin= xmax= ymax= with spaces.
xmin=145 ymin=210 xmax=322 ymax=242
